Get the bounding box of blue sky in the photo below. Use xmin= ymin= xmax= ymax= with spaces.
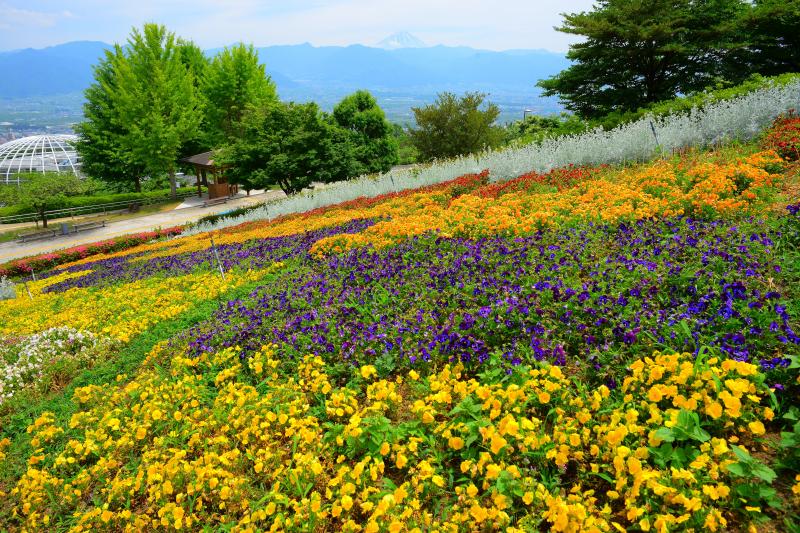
xmin=0 ymin=0 xmax=596 ymax=52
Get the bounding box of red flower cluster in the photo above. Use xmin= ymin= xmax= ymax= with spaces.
xmin=305 ymin=170 xmax=491 ymax=215
xmin=762 ymin=110 xmax=800 ymax=162
xmin=221 ymin=171 xmax=491 ymax=235
xmin=475 ymin=164 xmax=605 ymax=198
xmin=0 ymin=226 xmax=182 ymax=278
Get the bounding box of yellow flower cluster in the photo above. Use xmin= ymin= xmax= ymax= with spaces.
xmin=0 ymin=266 xmax=280 ymax=342
xmin=310 ymin=150 xmax=785 ymax=255
xmin=3 ymin=344 xmax=773 ymax=532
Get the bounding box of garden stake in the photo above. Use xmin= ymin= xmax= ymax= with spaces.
xmin=22 ymin=279 xmax=33 ymax=300
xmin=210 ymin=235 xmax=226 ymax=281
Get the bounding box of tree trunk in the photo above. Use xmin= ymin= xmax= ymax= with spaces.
xmin=40 ymin=209 xmax=48 ymax=228
xmin=169 ymin=169 xmax=177 ymax=199
xmin=135 ymin=176 xmax=142 ymax=193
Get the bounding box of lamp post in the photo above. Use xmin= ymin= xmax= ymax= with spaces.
xmin=523 ymin=109 xmax=534 ymax=120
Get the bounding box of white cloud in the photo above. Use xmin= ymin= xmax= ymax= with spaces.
xmin=0 ymin=3 xmax=70 ymax=29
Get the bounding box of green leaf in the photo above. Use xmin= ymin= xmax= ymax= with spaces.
xmin=751 ymin=463 xmax=777 ymax=484
xmin=654 ymin=427 xmax=675 ymax=443
xmin=726 ymin=462 xmax=747 ymax=477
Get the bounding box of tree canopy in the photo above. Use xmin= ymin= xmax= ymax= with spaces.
xmin=539 ymin=0 xmax=800 ymax=119
xmin=0 ymin=173 xmax=84 ymax=228
xmin=201 ymin=44 xmax=277 ymax=148
xmin=75 ymin=49 xmax=148 ymax=192
xmin=219 ymin=101 xmax=331 ymax=195
xmin=743 ymin=0 xmax=800 ymax=76
xmin=331 ymin=90 xmax=397 ymax=176
xmin=538 ymin=0 xmax=750 ymax=118
xmin=76 ymin=24 xmax=202 ymax=197
xmin=408 ymin=92 xmax=503 ymax=161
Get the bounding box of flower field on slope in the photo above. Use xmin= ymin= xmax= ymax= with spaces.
xmin=1 ymin=126 xmax=800 ymax=531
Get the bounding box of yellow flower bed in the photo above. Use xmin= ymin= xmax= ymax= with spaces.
xmin=3 ymin=344 xmax=774 ymax=532
xmin=0 ymin=266 xmax=280 ymax=342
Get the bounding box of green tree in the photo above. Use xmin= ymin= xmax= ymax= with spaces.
xmin=75 ymin=49 xmax=147 ymax=192
xmin=107 ymin=24 xmax=203 ymax=198
xmin=177 ymin=39 xmax=211 ymax=160
xmin=408 ymin=92 xmax=502 ymax=161
xmin=331 ymin=90 xmax=397 ymax=176
xmin=538 ymin=0 xmax=750 ymax=118
xmin=202 ymin=44 xmax=278 ymax=148
xmin=743 ymin=0 xmax=800 ymax=76
xmin=219 ymin=101 xmax=330 ymax=195
xmin=0 ymin=173 xmax=84 ymax=228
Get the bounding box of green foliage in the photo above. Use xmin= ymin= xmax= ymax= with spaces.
xmin=725 ymin=445 xmax=782 ymax=512
xmin=0 ymin=173 xmax=84 ymax=227
xmin=75 ymin=49 xmax=148 ymax=192
xmin=0 ymin=186 xmax=197 ymax=219
xmin=538 ymin=0 xmax=751 ymax=118
xmin=391 ymin=123 xmax=419 ymax=165
xmin=408 ymin=92 xmax=503 ymax=161
xmin=201 ymin=44 xmax=277 ymax=148
xmin=503 ymin=113 xmax=589 ymax=146
xmin=105 ymin=24 xmax=203 ymax=198
xmin=330 ymin=90 xmax=398 ymax=177
xmin=219 ymin=101 xmax=331 ymax=195
xmin=743 ymin=0 xmax=800 ymax=76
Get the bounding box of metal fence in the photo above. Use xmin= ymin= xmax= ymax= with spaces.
xmin=0 ymin=189 xmax=198 ymax=226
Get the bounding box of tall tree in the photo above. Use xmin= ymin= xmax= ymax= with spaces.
xmin=743 ymin=0 xmax=800 ymax=76
xmin=538 ymin=0 xmax=749 ymax=118
xmin=408 ymin=92 xmax=502 ymax=161
xmin=177 ymin=39 xmax=211 ymax=160
xmin=331 ymin=90 xmax=397 ymax=177
xmin=218 ymin=101 xmax=331 ymax=195
xmin=75 ymin=49 xmax=147 ymax=192
xmin=107 ymin=24 xmax=202 ymax=198
xmin=202 ymin=44 xmax=277 ymax=148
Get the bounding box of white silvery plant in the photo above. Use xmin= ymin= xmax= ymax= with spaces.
xmin=182 ymin=79 xmax=800 ymax=236
xmin=0 ymin=276 xmax=15 ymax=301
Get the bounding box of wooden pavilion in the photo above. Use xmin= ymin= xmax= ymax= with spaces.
xmin=181 ymin=151 xmax=238 ymax=200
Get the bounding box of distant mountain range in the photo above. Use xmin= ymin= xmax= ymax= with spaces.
xmin=0 ymin=34 xmax=569 ymax=127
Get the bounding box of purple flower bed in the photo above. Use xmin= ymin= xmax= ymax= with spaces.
xmin=41 ymin=218 xmax=378 ymax=293
xmin=185 ymin=213 xmax=799 ymax=385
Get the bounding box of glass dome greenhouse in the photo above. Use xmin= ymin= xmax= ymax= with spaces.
xmin=0 ymin=134 xmax=81 ymax=184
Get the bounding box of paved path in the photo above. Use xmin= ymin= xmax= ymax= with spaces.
xmin=0 ymin=190 xmax=284 ymax=263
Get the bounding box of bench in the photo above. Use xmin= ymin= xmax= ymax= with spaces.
xmin=18 ymin=229 xmax=57 ymax=243
xmin=202 ymin=197 xmax=229 ymax=208
xmin=72 ymin=220 xmax=106 ymax=233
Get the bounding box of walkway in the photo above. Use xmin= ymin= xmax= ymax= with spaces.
xmin=0 ymin=189 xmax=285 ymax=263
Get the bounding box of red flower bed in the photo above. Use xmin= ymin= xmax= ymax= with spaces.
xmin=475 ymin=164 xmax=605 ymax=198
xmin=220 ymin=171 xmax=491 ymax=235
xmin=0 ymin=226 xmax=182 ymax=278
xmin=762 ymin=110 xmax=800 ymax=162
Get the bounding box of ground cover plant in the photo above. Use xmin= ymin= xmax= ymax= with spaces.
xmin=0 ymin=118 xmax=799 ymax=531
